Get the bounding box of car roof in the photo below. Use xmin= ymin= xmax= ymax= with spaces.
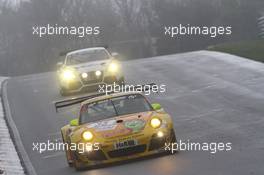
xmin=67 ymin=47 xmax=106 ymax=56
xmin=81 ymin=92 xmax=144 ymax=105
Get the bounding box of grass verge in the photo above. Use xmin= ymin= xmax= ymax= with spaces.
xmin=207 ymin=40 xmax=264 ymax=63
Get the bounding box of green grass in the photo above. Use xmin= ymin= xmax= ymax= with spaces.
xmin=207 ymin=40 xmax=264 ymax=63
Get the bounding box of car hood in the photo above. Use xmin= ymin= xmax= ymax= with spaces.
xmin=71 ymin=60 xmax=110 ymax=72
xmin=83 ymin=111 xmax=155 ymax=139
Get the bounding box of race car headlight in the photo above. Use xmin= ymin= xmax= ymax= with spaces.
xmin=157 ymin=131 xmax=164 ymax=137
xmin=82 ymin=131 xmax=94 ymax=141
xmin=62 ymin=69 xmax=76 ymax=81
xmin=81 ymin=72 xmax=88 ymax=79
xmin=108 ymin=62 xmax=119 ymax=73
xmin=95 ymin=70 xmax=102 ymax=76
xmin=150 ymin=118 xmax=162 ymax=129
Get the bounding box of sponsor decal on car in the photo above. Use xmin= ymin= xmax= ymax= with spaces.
xmin=115 ymin=139 xmax=138 ymax=149
xmin=124 ymin=119 xmax=146 ymax=133
xmin=102 ymin=128 xmax=130 ymax=138
xmin=87 ymin=119 xmax=117 ymax=131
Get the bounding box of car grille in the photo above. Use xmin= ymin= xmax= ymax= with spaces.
xmin=80 ymin=71 xmax=103 ymax=84
xmin=108 ymin=145 xmax=146 ymax=158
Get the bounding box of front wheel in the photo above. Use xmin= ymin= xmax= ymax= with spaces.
xmin=61 ymin=131 xmax=73 ymax=167
xmin=73 ymin=159 xmax=82 ymax=170
xmin=66 ymin=151 xmax=74 ymax=167
xmin=72 ymin=153 xmax=87 ymax=171
xmin=171 ymin=129 xmax=177 ymax=143
xmin=170 ymin=129 xmax=178 ymax=154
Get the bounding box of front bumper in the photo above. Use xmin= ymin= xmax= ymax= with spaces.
xmin=59 ymin=72 xmax=123 ymax=93
xmin=73 ymin=128 xmax=175 ymax=167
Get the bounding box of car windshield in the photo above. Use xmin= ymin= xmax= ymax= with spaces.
xmin=80 ymin=94 xmax=153 ymax=124
xmin=66 ymin=49 xmax=109 ymax=65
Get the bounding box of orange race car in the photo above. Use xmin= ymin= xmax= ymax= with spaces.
xmin=57 ymin=90 xmax=177 ymax=170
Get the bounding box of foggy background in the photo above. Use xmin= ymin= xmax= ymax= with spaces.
xmin=0 ymin=0 xmax=263 ymax=76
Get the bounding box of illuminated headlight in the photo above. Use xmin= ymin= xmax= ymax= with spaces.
xmin=62 ymin=69 xmax=75 ymax=81
xmin=95 ymin=70 xmax=102 ymax=76
xmin=157 ymin=131 xmax=164 ymax=138
xmin=82 ymin=131 xmax=94 ymax=141
xmin=81 ymin=72 xmax=88 ymax=79
xmin=150 ymin=118 xmax=162 ymax=129
xmin=108 ymin=62 xmax=119 ymax=73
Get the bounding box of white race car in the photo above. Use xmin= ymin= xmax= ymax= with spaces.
xmin=57 ymin=47 xmax=124 ymax=96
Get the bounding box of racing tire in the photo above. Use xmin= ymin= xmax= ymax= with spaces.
xmin=67 ymin=151 xmax=74 ymax=167
xmin=70 ymin=141 xmax=87 ymax=171
xmin=61 ymin=131 xmax=74 ymax=167
xmin=72 ymin=153 xmax=86 ymax=171
xmin=73 ymin=160 xmax=82 ymax=171
xmin=171 ymin=129 xmax=177 ymax=143
xmin=170 ymin=129 xmax=178 ymax=154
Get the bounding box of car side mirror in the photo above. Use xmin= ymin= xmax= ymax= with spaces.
xmin=152 ymin=103 xmax=162 ymax=111
xmin=70 ymin=119 xmax=79 ymax=126
xmin=57 ymin=62 xmax=63 ymax=68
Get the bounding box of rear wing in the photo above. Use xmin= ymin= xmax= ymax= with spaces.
xmin=54 ymin=83 xmax=157 ymax=112
xmin=59 ymin=45 xmax=109 ymax=56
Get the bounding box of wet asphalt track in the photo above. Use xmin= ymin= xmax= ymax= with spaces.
xmin=3 ymin=51 xmax=264 ymax=175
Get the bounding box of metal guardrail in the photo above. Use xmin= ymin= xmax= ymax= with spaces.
xmin=59 ymin=45 xmax=109 ymax=56
xmin=258 ymin=16 xmax=264 ymax=38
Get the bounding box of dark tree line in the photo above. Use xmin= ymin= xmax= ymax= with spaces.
xmin=0 ymin=0 xmax=263 ymax=75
